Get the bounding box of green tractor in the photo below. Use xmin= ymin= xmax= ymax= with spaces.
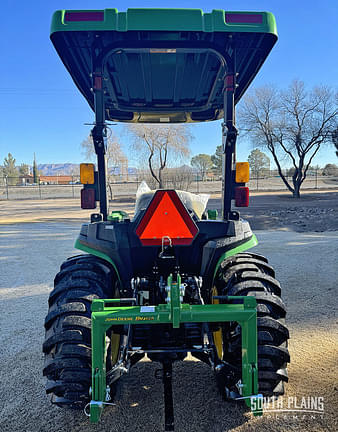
xmin=43 ymin=8 xmax=289 ymax=430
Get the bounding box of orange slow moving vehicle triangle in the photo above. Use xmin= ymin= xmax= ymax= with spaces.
xmin=136 ymin=190 xmax=198 ymax=246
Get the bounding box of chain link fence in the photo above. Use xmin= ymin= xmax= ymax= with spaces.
xmin=0 ymin=172 xmax=337 ymax=200
xmin=0 ymin=176 xmax=82 ymax=200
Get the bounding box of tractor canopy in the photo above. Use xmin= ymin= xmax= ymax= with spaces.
xmin=50 ymin=8 xmax=277 ymax=123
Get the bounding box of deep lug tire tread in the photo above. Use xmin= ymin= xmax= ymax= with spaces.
xmin=216 ymin=253 xmax=290 ymax=398
xmin=43 ymin=255 xmax=116 ymax=409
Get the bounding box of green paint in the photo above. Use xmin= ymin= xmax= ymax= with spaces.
xmin=90 ymin=291 xmax=260 ymax=422
xmin=207 ymin=209 xmax=218 ymax=220
xmin=108 ymin=210 xmax=129 ymax=222
xmin=213 ymin=234 xmax=258 ymax=281
xmin=74 ymin=238 xmax=120 ymax=281
xmin=167 ymin=274 xmax=182 ymax=329
xmin=51 ymin=9 xmax=277 ymax=36
xmin=92 ymin=302 xmax=257 ymax=326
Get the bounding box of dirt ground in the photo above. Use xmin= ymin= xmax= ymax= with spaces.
xmin=0 ymin=191 xmax=337 ymax=432
xmin=1 ymin=189 xmax=338 ymax=232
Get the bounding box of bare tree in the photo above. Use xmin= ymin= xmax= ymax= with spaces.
xmin=69 ymin=165 xmax=80 ymax=177
xmin=239 ymin=80 xmax=337 ymax=197
xmin=332 ymin=126 xmax=338 ymax=157
xmin=164 ymin=166 xmax=194 ymax=190
xmin=127 ymin=124 xmax=192 ymax=189
xmin=81 ymin=130 xmax=127 ymax=200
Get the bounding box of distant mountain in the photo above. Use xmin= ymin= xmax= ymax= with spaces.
xmin=110 ymin=166 xmax=137 ymax=175
xmin=36 ymin=163 xmax=137 ymax=176
xmin=38 ymin=163 xmax=79 ymax=176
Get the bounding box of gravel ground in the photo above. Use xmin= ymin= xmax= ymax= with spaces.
xmin=209 ymin=190 xmax=338 ymax=233
xmin=1 ymin=190 xmax=338 ymax=233
xmin=0 ymin=221 xmax=337 ymax=432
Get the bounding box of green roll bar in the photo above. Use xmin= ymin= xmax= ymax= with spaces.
xmin=89 ymin=274 xmax=263 ymax=423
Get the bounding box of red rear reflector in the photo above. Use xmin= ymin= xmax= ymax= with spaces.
xmin=136 ymin=190 xmax=198 ymax=246
xmin=65 ymin=11 xmax=104 ymax=22
xmin=225 ymin=74 xmax=234 ymax=92
xmin=226 ymin=13 xmax=262 ymax=24
xmin=235 ymin=187 xmax=249 ymax=207
xmin=81 ymin=188 xmax=96 ymax=209
xmin=94 ymin=76 xmax=102 ymax=90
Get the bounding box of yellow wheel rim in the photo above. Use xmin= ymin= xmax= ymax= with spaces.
xmin=211 ymin=287 xmax=223 ymax=359
xmin=110 ymin=333 xmax=120 ymax=364
xmin=110 ymin=284 xmax=121 ymax=365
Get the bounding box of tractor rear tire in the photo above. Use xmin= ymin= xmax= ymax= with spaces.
xmin=215 ymin=252 xmax=290 ymax=398
xmin=43 ymin=255 xmax=117 ymax=409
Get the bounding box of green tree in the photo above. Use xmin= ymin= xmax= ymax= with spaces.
xmin=191 ymin=154 xmax=213 ymax=181
xmin=0 ymin=165 xmax=4 ymax=186
xmin=211 ymin=145 xmax=222 ymax=176
xmin=247 ymin=148 xmax=270 ymax=177
xmin=18 ymin=163 xmax=30 ymax=176
xmin=239 ymin=80 xmax=337 ymax=198
xmin=322 ymin=163 xmax=338 ymax=176
xmin=33 ymin=153 xmax=38 ymax=183
xmin=3 ymin=153 xmax=18 ymax=185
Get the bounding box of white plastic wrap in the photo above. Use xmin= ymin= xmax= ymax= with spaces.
xmin=134 ymin=181 xmax=210 ymax=219
xmin=135 ymin=180 xmax=152 ymax=200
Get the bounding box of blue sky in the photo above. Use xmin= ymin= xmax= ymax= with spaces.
xmin=0 ymin=0 xmax=337 ymax=168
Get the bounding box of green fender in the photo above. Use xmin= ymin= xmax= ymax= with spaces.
xmin=75 ymin=234 xmax=258 ymax=285
xmin=74 ymin=239 xmax=121 ymax=281
xmin=212 ymin=234 xmax=258 ymax=282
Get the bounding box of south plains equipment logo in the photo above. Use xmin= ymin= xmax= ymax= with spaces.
xmin=251 ymin=396 xmax=325 ymax=419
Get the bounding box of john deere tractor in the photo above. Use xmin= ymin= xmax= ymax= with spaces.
xmin=43 ymin=8 xmax=289 ymax=431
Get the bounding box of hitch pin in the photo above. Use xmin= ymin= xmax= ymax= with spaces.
xmin=159 ymin=236 xmax=174 ymax=259
xmin=84 ymin=400 xmax=116 ymax=417
xmin=162 ymin=236 xmax=172 ymax=250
